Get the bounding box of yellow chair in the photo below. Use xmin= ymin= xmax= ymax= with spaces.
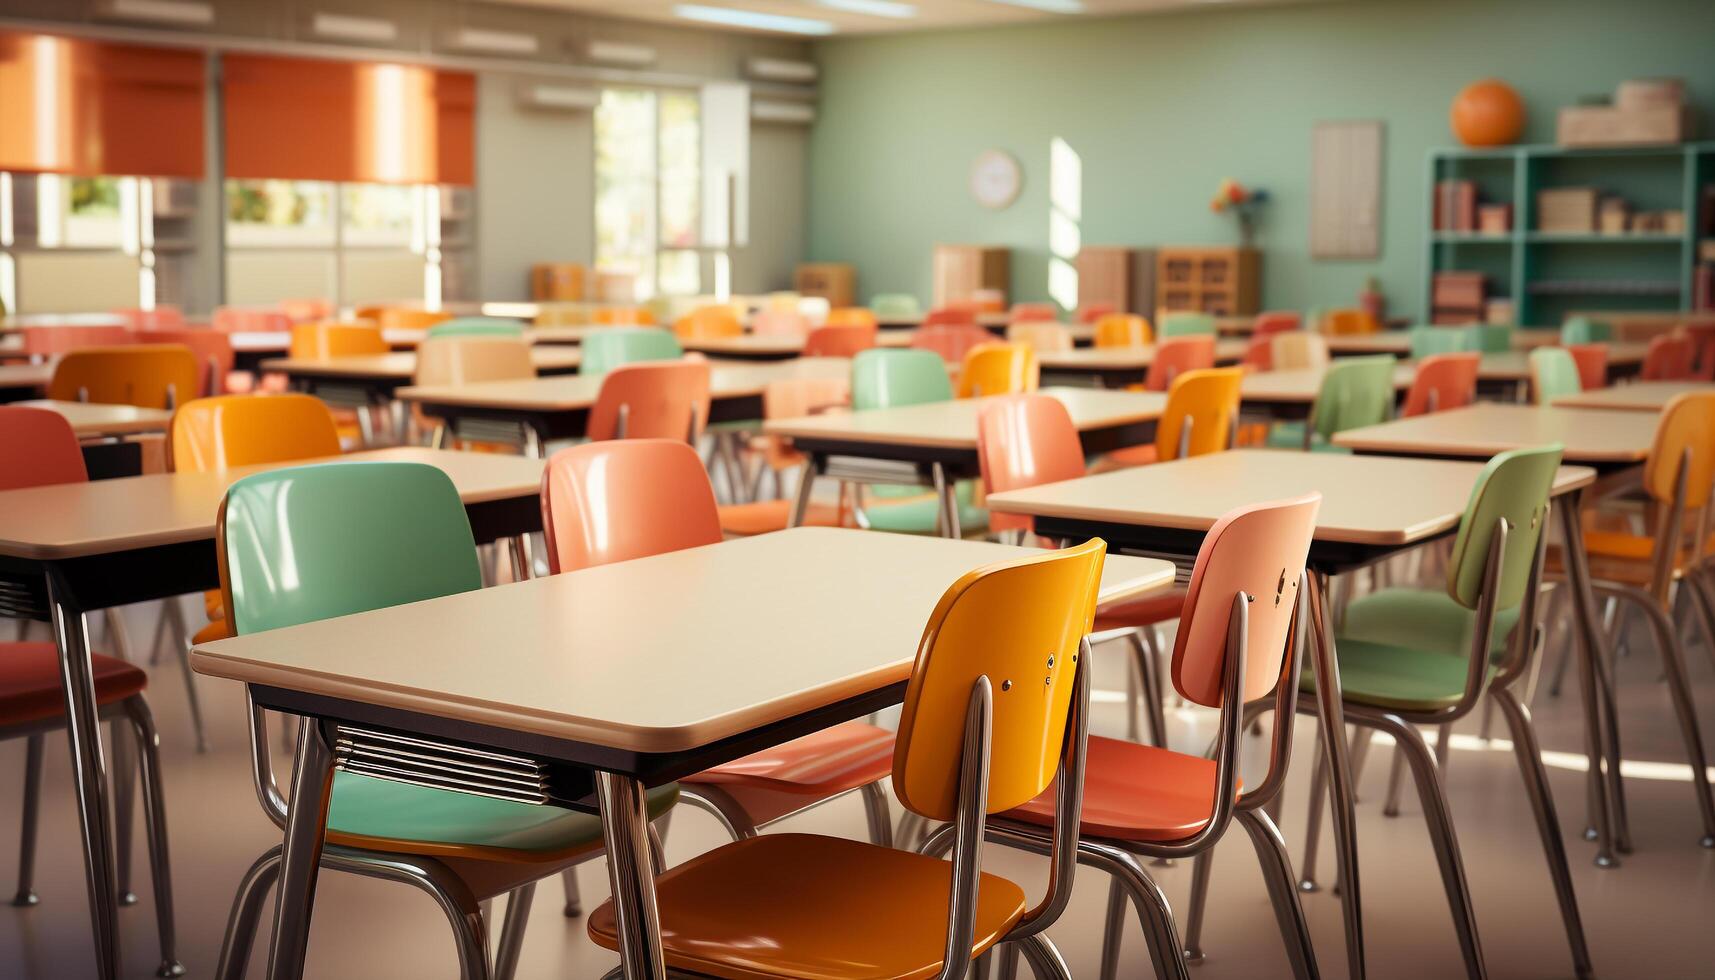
xmin=1322 ymin=308 xmax=1379 ymax=336
xmin=588 ymin=539 xmax=1107 ymax=978
xmin=1006 ymin=321 xmax=1074 ymax=352
xmin=959 ymin=342 xmax=1039 ymax=398
xmin=673 ymin=305 xmax=744 ymax=341
xmin=288 ymin=322 xmax=389 ymax=359
xmin=1100 ymin=366 xmax=1242 ymax=469
xmin=48 ymin=345 xmax=201 ymax=409
xmin=1094 ymin=313 xmax=1152 ymax=348
xmin=827 ymin=306 xmax=880 ymax=330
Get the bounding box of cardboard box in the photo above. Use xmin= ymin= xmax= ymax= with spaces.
xmin=1699 ymin=240 xmax=1715 ymax=264
xmin=1477 ymin=204 xmax=1512 ymax=234
xmin=1538 ymin=188 xmax=1600 ymax=232
xmin=1558 ymin=104 xmax=1693 ymax=147
xmin=795 ymin=263 xmax=856 ymax=308
xmin=1485 ymin=299 xmax=1516 ymax=326
xmin=1616 ymin=78 xmax=1684 ymax=110
xmin=1633 ymin=210 xmax=1686 ymax=234
xmin=530 ymin=263 xmax=585 ymax=302
xmin=1598 ymin=198 xmax=1631 ymax=234
xmin=1433 ymin=271 xmax=1486 ymax=309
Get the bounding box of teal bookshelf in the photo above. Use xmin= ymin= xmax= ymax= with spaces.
xmin=1423 ymin=142 xmax=1715 ymax=326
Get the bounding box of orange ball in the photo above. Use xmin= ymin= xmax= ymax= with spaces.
xmin=1450 ymin=79 xmax=1525 ymax=147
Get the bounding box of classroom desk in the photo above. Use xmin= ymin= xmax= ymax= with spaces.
xmin=766 ymin=387 xmax=1166 ymax=538
xmin=263 ymin=348 xmax=583 ymax=417
xmin=13 ymin=399 xmax=173 ymax=478
xmin=986 ymin=449 xmax=1599 ymax=980
xmin=0 ymin=361 xmax=51 ymax=401
xmin=1238 ymin=365 xmax=1414 ymax=421
xmin=1034 ymin=338 xmax=1250 ymax=386
xmin=1551 ymin=380 xmax=1712 ymax=412
xmin=1333 ymin=402 xmax=1662 ymax=869
xmin=189 ymin=526 xmax=1177 ymax=980
xmin=0 ymin=312 xmax=129 ymax=331
xmin=0 ymin=447 xmax=545 ymax=980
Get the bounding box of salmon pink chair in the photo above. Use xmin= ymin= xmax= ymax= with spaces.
xmin=279 ymin=298 xmax=332 ymax=322
xmin=1076 ymin=302 xmax=1117 ymax=324
xmin=587 ymin=360 xmax=710 ymax=442
xmin=1252 ymin=311 xmax=1302 ymax=338
xmin=0 ymin=406 xmax=182 ymax=973
xmin=1094 ymin=313 xmax=1152 ymax=348
xmin=113 ymin=306 xmax=184 ymax=331
xmin=1009 ymin=302 xmax=1058 ymax=323
xmin=802 ymin=322 xmax=875 ymax=357
xmin=912 ymin=323 xmax=995 ymax=364
xmin=48 ymin=345 xmax=200 ymax=409
xmin=941 ymin=494 xmax=1323 ymax=980
xmin=1641 ymin=332 xmax=1695 ymax=380
xmin=751 ymin=309 xmax=809 ymax=337
xmin=825 ymin=307 xmax=879 ymax=329
xmin=1142 ymin=335 xmax=1216 ymax=392
xmin=1006 ymin=321 xmax=1073 ymax=352
xmin=959 ymin=343 xmax=1040 ymax=398
xmin=144 ymin=329 xmax=236 ymax=396
xmin=1567 ymin=343 xmax=1609 ymax=390
xmin=1240 ymin=334 xmax=1273 ymax=371
xmin=588 ymin=531 xmax=1107 ymax=978
xmin=211 ymin=307 xmax=292 ymax=334
xmin=923 ymin=306 xmax=977 ymax=327
xmin=1401 ymin=352 xmax=1480 ymax=417
xmin=720 ymin=377 xmax=852 ymax=534
xmin=19 ymin=325 xmax=132 ymax=358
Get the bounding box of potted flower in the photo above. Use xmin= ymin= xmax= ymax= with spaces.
xmin=1210 ymin=178 xmax=1270 ymax=248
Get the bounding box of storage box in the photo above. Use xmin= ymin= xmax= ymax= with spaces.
xmin=794 ymin=263 xmax=856 ymax=308
xmin=1598 ymin=198 xmax=1631 ymax=234
xmin=530 ymin=263 xmax=585 ymax=302
xmin=1699 ymin=240 xmax=1715 ymax=264
xmin=1485 ymin=299 xmax=1516 ymax=326
xmin=1432 ymin=270 xmax=1486 ymax=309
xmin=1632 ymin=210 xmax=1686 ymax=234
xmin=1557 ymin=104 xmax=1692 ymax=147
xmin=1616 ymin=78 xmax=1684 ymax=110
xmin=1538 ymin=187 xmax=1600 ymax=232
xmin=1477 ymin=204 xmax=1512 ymax=234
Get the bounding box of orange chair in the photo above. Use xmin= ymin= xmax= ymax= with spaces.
xmin=1142 ymin=334 xmax=1216 ymax=392
xmin=279 ymin=298 xmax=332 ymax=323
xmin=959 ymin=343 xmax=1039 ymax=398
xmin=1252 ymin=311 xmax=1302 ymax=337
xmin=592 ymin=306 xmax=655 ymax=326
xmin=112 ymin=306 xmax=184 ymax=331
xmin=1401 ymin=352 xmax=1480 ymax=417
xmin=922 ymin=306 xmax=977 ymax=327
xmin=588 ymin=529 xmax=1107 ymax=977
xmin=19 ymin=325 xmax=132 ymax=357
xmin=1567 ymin=343 xmax=1610 ymax=391
xmin=720 ymin=378 xmax=852 ymax=534
xmin=587 ymin=360 xmax=711 ymax=441
xmin=211 ymin=307 xmax=292 ymax=334
xmin=911 ymin=322 xmax=994 ymax=364
xmin=1006 ymin=321 xmax=1073 ymax=352
xmin=826 ymin=307 xmax=879 ymax=330
xmin=803 ymin=323 xmax=876 ymax=357
xmin=1641 ymin=332 xmax=1695 ymax=380
xmin=0 ymin=406 xmax=182 ymax=973
xmin=1009 ymin=302 xmax=1058 ymax=323
xmin=288 ymin=322 xmax=389 ymax=359
xmin=375 ymin=308 xmax=452 ymax=331
xmin=541 ymin=439 xmax=899 ymax=846
xmin=1110 ymin=366 xmax=1242 ymax=468
xmin=47 ymin=344 xmax=200 ymax=409
xmin=1076 ymin=302 xmax=1117 ymax=324
xmin=144 ymin=329 xmax=236 ymax=396
xmin=673 ymin=305 xmax=743 ymax=341
xmin=1323 ymin=308 xmax=1380 ymax=336
xmin=751 ymin=310 xmax=809 ymax=337
xmin=1094 ymin=313 xmax=1152 ymax=348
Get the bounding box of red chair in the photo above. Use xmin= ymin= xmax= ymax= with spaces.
xmin=1567 ymin=343 xmax=1610 ymax=391
xmin=145 ymin=329 xmax=236 ymax=396
xmin=1240 ymin=334 xmax=1273 ymax=371
xmin=1688 ymin=324 xmax=1715 ymax=380
xmin=1009 ymin=302 xmax=1058 ymax=323
xmin=910 ymin=323 xmax=993 ymax=364
xmin=0 ymin=406 xmax=181 ymax=972
xmin=19 ymin=325 xmax=132 ymax=357
xmin=1641 ymin=332 xmax=1695 ymax=380
xmin=922 ymin=307 xmax=977 ymax=328
xmin=802 ymin=323 xmax=876 ymax=357
xmin=1075 ymin=302 xmax=1117 ymax=324
xmin=1252 ymin=311 xmax=1302 ymax=338
xmin=1143 ymin=335 xmax=1216 ymax=392
xmin=587 ymin=360 xmax=711 ymax=441
xmin=1401 ymin=352 xmax=1480 ymax=417
xmin=539 ymin=438 xmax=898 ymax=842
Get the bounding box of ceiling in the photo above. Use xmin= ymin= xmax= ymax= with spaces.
xmin=491 ymin=0 xmax=1317 ymax=37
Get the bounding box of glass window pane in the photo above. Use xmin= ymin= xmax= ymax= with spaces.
xmin=341 ymin=183 xmax=416 ymax=247
xmin=64 ymin=177 xmax=126 ymax=248
xmin=595 ymin=88 xmax=658 ymax=298
xmin=225 ymin=179 xmax=335 ymax=247
xmin=657 ymin=249 xmax=700 ymax=298
xmin=659 ymin=91 xmax=700 ymax=249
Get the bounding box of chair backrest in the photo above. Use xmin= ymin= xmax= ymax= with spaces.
xmin=1322 ymin=309 xmax=1378 ymax=336
xmin=1401 ymin=352 xmax=1481 ymax=417
xmin=1075 ymin=302 xmax=1115 ymax=324
xmin=1239 ymin=334 xmax=1273 ymax=371
xmin=825 ymin=307 xmax=879 ymax=330
xmin=587 ymin=360 xmax=711 ymax=442
xmin=1643 ymin=392 xmax=1715 ymax=506
xmin=911 ymin=323 xmax=994 ymax=364
xmin=1309 ymin=355 xmax=1395 ymax=439
xmin=591 ymin=306 xmax=655 ymax=326
xmin=1641 ymin=333 xmax=1694 ymax=381
xmin=170 ymin=394 xmax=341 ymax=472
xmin=1172 ymin=493 xmax=1319 ymax=707
xmin=1159 ymin=311 xmax=1215 ymax=339
xmin=892 ymin=538 xmax=1106 ymax=819
xmin=1271 ymin=331 xmax=1329 ymax=371
xmin=854 ymin=347 xmax=954 ymax=411
xmin=1471 ymin=324 xmax=1513 ymax=353
xmin=923 ymin=307 xmax=977 ymax=328
xmin=211 ymin=307 xmax=292 ymax=334
xmin=959 ymin=343 xmax=1039 ymax=398
xmin=1252 ymin=311 xmax=1301 ymax=337
xmin=1155 ymin=367 xmax=1242 ymax=461
xmin=759 ymin=376 xmax=850 ymax=470
xmin=1445 ymin=445 xmax=1563 ymax=612
xmin=20 ymin=325 xmax=133 ymax=356
xmin=426 ymin=317 xmax=527 ymax=339
xmin=1560 ymin=316 xmax=1612 ymax=346
xmin=145 ymin=328 xmax=236 ymax=396
xmin=674 ymin=305 xmax=743 ymax=341
xmin=218 ymin=462 xmax=481 ymax=635
xmin=1528 ymin=347 xmax=1582 ymax=405
xmin=1409 ymin=325 xmax=1468 ymax=359
xmin=871 ymin=294 xmax=922 ymax=320
xmin=540 ymin=439 xmax=723 ymax=574
xmin=48 ymin=344 xmax=200 ymax=409
xmin=1009 ymin=302 xmax=1058 ymax=324
xmin=976 ymin=394 xmax=1085 ymax=535
xmin=580 ymin=327 xmax=683 ymax=377
xmin=415 ymin=337 xmax=536 ymax=386
xmin=802 ymin=323 xmax=876 ymax=358
xmin=113 ymin=306 xmax=184 ymax=331
xmin=289 ymin=323 xmax=388 ymax=359
xmin=0 ymin=405 xmax=88 ymax=489
xmin=1567 ymin=343 xmax=1609 ymax=390
xmin=1142 ymin=335 xmax=1216 ymax=392
xmin=1005 ymin=321 xmax=1073 ymax=353
xmin=376 ymin=308 xmax=452 ymax=331
xmin=751 ymin=310 xmax=809 ymax=337
xmin=1093 ymin=313 xmax=1151 ymax=348
xmin=1688 ymin=324 xmax=1715 ymax=381
xmin=279 ymin=299 xmax=332 ymax=323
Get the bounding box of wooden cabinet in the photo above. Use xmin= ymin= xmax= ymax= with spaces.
xmin=795 ymin=263 xmax=856 ymax=309
xmin=1154 ymin=247 xmax=1259 ymax=317
xmin=932 ymin=245 xmax=1009 ymax=308
xmin=531 ymin=263 xmax=585 ymax=302
xmin=1075 ymin=246 xmax=1133 ymax=313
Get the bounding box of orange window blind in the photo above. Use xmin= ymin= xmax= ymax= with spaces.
xmin=223 ymin=54 xmax=474 ymax=186
xmin=0 ymin=32 xmax=205 ymax=178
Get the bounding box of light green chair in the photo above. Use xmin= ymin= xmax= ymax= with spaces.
xmin=1471 ymin=324 xmax=1513 ymax=353
xmin=1409 ymin=326 xmax=1468 ymax=359
xmin=870 ymin=293 xmax=922 ymax=320
xmin=1265 ymin=355 xmax=1397 ymax=452
xmin=580 ymin=326 xmax=682 ymax=378
xmin=1528 ymin=347 xmax=1582 ymax=405
xmin=849 ymin=348 xmax=987 ymax=535
xmin=1560 ymin=316 xmax=1612 ymax=346
xmin=427 ymin=317 xmax=527 ymax=339
xmin=1159 ymin=311 xmax=1216 ymax=338
xmin=212 ymin=461 xmax=676 ymax=979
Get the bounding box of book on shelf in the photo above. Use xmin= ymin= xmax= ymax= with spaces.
xmin=1432 ymin=180 xmax=1478 ymax=232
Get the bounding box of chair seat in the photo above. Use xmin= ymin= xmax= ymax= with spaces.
xmin=1545 ymin=545 xmax=1680 ymax=587
xmin=1264 ymin=423 xmax=1351 ymax=454
xmin=1090 ymin=443 xmax=1158 ymax=471
xmin=203 ymin=589 xmax=224 ymax=620
xmin=0 ymin=643 xmax=146 ymax=727
xmin=587 ymin=833 xmax=1027 ymax=980
xmin=1004 ymin=735 xmax=1231 ymax=841
xmin=1340 ymin=588 xmax=1520 ymax=661
xmin=718 ymin=499 xmax=846 ymax=536
xmin=193 ymin=617 xmax=229 ymax=645
xmin=325 ymin=771 xmax=679 ymax=864
xmin=861 ymin=482 xmax=988 ymax=536
xmin=686 ymin=722 xmax=895 ymax=795
xmin=1301 ymin=637 xmax=1498 ymax=712
xmin=1092 ymin=589 xmax=1185 ymax=633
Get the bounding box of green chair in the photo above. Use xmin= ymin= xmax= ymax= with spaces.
xmin=211 ymin=462 xmax=676 ymax=979
xmin=1471 ymin=323 xmax=1513 ymax=353
xmin=1159 ymin=311 xmax=1216 ymax=338
xmin=1265 ymin=355 xmax=1397 ymax=452
xmin=1529 ymin=347 xmax=1582 ymax=405
xmin=427 ymin=317 xmax=527 ymax=339
xmin=1409 ymin=326 xmax=1468 ymax=359
xmin=1289 ymin=444 xmax=1591 ymax=978
xmin=849 ymin=348 xmax=986 ymax=535
xmin=870 ymin=293 xmax=922 ymax=319
xmin=580 ymin=326 xmax=682 ymax=377
xmin=1560 ymin=316 xmax=1612 ymax=345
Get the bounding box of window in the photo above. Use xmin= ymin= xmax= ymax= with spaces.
xmin=0 ymin=172 xmax=153 ymax=313
xmin=595 ymin=88 xmax=702 ymax=300
xmin=225 ymin=179 xmax=335 ymax=247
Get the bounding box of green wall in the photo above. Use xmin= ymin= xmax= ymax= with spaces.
xmin=806 ymin=0 xmax=1715 ymax=318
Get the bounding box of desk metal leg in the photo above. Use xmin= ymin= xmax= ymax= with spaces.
xmin=596 ymin=772 xmax=667 ymax=980
xmin=266 ymin=717 xmax=335 ymax=980
xmin=789 ymin=456 xmax=820 ymax=529
xmin=1307 ymin=571 xmax=1365 ymax=980
xmin=47 ymin=574 xmax=120 ymax=980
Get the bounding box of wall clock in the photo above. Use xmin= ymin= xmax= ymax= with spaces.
xmin=970 ymin=149 xmax=1022 ymax=210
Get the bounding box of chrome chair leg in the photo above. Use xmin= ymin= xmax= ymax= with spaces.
xmin=1234 ymin=808 xmax=1319 ymax=980
xmin=859 ymin=781 xmax=894 ymax=847
xmin=997 ymin=944 xmax=1020 ymax=980
xmin=1016 ymin=934 xmax=1073 ymax=980
xmin=1130 ymin=629 xmax=1167 ymax=749
xmin=492 ymin=882 xmax=534 ymax=980
xmin=173 ymin=637 xmax=210 ymax=752
xmin=1098 ymin=878 xmax=1129 ymax=979
xmin=1347 ymin=726 xmax=1374 ymax=804
xmin=111 ymin=717 xmax=137 ymax=906
xmin=1090 ymin=844 xmax=1190 ymax=980
xmin=1435 ymin=723 xmax=1453 ymax=771
xmin=1616 ymin=587 xmax=1715 ymax=846
xmin=1123 ymin=639 xmax=1145 ymax=743
xmin=560 ymin=868 xmax=583 ymax=917
xmin=1181 ymin=849 xmax=1212 ymax=962
xmin=1382 ymin=746 xmax=1407 ymax=817
xmin=674 ymin=785 xmax=759 ymax=841
xmin=1298 ymin=735 xmax=1327 ymax=891
xmin=214 ymin=846 xmax=283 ymax=980
xmin=125 ymin=698 xmax=185 ymax=977
xmin=973 ymin=950 xmax=993 ymax=979
xmin=12 ymin=734 xmax=43 ymax=906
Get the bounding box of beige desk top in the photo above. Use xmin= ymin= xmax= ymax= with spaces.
xmin=987 ymin=448 xmax=1596 ymax=546
xmin=0 ymin=363 xmax=51 ymax=389
xmin=1551 ymin=380 xmax=1712 ymax=412
xmin=190 ymin=526 xmax=1175 ymax=753
xmin=0 ymin=447 xmax=545 ymax=561
xmin=1035 ymin=338 xmax=1248 ymax=372
xmin=1331 ymin=403 xmax=1658 ymax=465
xmin=765 ymin=387 xmax=1166 ymax=450
xmin=260 ymin=347 xmax=581 ymax=380
xmin=398 ymin=357 xmax=853 ymax=411
xmin=681 ymin=335 xmax=806 ymax=357
xmin=0 ymin=313 xmax=128 ymax=332
xmin=12 ymin=399 xmax=173 ymax=437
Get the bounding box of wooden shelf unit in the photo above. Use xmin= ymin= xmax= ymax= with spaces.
xmin=931 ymin=245 xmax=1009 ymax=309
xmin=1154 ymin=246 xmax=1259 ymax=317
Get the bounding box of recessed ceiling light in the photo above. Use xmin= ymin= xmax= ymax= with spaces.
xmin=813 ymin=0 xmax=917 ymax=18
xmin=674 ymin=4 xmax=837 ymax=35
xmin=984 ymin=0 xmax=1083 ymax=13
